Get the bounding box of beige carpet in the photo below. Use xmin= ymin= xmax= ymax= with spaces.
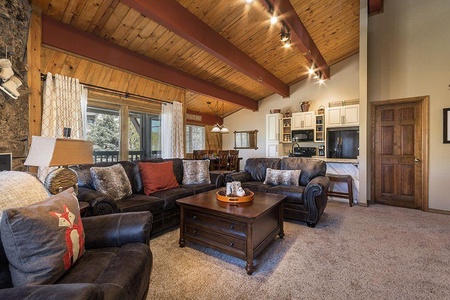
xmin=147 ymin=201 xmax=450 ymax=299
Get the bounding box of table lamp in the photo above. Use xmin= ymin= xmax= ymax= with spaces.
xmin=24 ymin=136 xmax=94 ymax=195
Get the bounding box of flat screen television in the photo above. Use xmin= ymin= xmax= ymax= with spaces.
xmin=326 ymin=127 xmax=359 ymax=159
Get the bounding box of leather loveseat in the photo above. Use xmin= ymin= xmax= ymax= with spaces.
xmin=72 ymin=158 xmax=224 ymax=235
xmin=226 ymin=157 xmax=329 ymax=227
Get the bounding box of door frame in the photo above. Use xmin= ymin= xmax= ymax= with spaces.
xmin=370 ymin=96 xmax=429 ymax=211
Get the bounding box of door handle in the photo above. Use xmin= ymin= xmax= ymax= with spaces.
xmin=414 ymin=158 xmax=421 ymax=163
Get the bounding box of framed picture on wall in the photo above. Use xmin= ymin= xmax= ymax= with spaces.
xmin=444 ymin=108 xmax=450 ymax=143
xmin=0 ymin=153 xmax=12 ymax=171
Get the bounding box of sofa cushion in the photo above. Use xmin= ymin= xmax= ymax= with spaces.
xmin=280 ymin=158 xmax=327 ymax=186
xmin=182 ymin=160 xmax=211 ymax=185
xmin=244 ymin=158 xmax=281 ymax=181
xmin=150 ymin=187 xmax=194 ymax=210
xmin=116 ymin=194 xmax=165 ymax=215
xmin=0 ymin=188 xmax=85 ymax=286
xmin=263 ymin=168 xmax=301 ymax=186
xmin=240 ymin=181 xmax=272 ymax=193
xmin=180 ymin=183 xmax=216 ymax=195
xmin=90 ymin=164 xmax=132 ymax=201
xmin=266 ymin=185 xmax=305 ymax=204
xmin=0 ymin=171 xmax=49 ymax=221
xmin=139 ymin=161 xmax=179 ymax=195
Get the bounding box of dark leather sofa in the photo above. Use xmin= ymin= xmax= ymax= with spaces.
xmin=0 ymin=211 xmax=153 ymax=299
xmin=72 ymin=158 xmax=225 ymax=235
xmin=226 ymin=157 xmax=329 ymax=227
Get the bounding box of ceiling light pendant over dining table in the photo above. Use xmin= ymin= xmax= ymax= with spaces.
xmin=207 ymin=101 xmax=229 ymax=134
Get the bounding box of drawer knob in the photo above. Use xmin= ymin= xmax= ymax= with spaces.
xmin=229 ymin=224 xmax=235 ymax=229
xmin=229 ymin=242 xmax=234 ymax=247
xmin=193 ymin=229 xmax=197 ymax=234
xmin=192 ymin=215 xmax=197 ymax=220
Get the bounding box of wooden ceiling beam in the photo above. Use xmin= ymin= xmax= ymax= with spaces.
xmin=121 ymin=0 xmax=290 ymax=98
xmin=41 ymin=15 xmax=258 ymax=111
xmin=260 ymin=0 xmax=330 ymax=79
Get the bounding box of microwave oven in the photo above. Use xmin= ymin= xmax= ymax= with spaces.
xmin=292 ymin=129 xmax=314 ymax=142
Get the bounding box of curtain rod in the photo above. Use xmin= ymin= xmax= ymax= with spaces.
xmin=40 ymin=73 xmax=171 ymax=105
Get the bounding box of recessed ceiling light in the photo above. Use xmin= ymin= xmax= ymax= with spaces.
xmin=245 ymin=0 xmax=254 ymax=4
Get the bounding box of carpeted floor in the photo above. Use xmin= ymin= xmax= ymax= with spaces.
xmin=147 ymin=201 xmax=450 ymax=300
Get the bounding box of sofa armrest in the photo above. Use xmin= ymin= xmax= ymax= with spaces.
xmin=303 ymin=176 xmax=330 ymax=227
xmin=77 ymin=187 xmax=119 ymax=215
xmin=210 ymin=172 xmax=225 ymax=187
xmin=225 ymin=171 xmax=252 ymax=183
xmin=83 ymin=212 xmax=153 ymax=249
xmin=0 ymin=283 xmax=103 ymax=299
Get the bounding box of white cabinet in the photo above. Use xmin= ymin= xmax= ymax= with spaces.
xmin=292 ymin=112 xmax=315 ymax=130
xmin=315 ymin=114 xmax=325 ymax=142
xmin=325 ymin=105 xmax=359 ymax=127
xmin=266 ymin=113 xmax=282 ymax=156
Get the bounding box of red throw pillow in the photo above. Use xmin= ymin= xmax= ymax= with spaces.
xmin=139 ymin=161 xmax=179 ymax=195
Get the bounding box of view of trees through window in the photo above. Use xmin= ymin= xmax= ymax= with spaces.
xmin=87 ymin=106 xmax=161 ymax=162
xmin=186 ymin=124 xmax=205 ymax=153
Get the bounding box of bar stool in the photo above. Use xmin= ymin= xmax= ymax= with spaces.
xmin=327 ymin=174 xmax=353 ymax=207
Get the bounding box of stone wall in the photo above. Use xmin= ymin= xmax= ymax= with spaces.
xmin=0 ymin=0 xmax=31 ymax=170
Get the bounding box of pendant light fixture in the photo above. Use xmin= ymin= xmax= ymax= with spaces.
xmin=207 ymin=101 xmax=229 ymax=134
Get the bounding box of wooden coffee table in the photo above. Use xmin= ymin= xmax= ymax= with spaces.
xmin=176 ymin=189 xmax=286 ymax=275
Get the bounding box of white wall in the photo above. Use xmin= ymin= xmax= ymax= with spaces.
xmin=368 ymin=0 xmax=450 ymax=211
xmin=222 ymin=54 xmax=360 ymax=170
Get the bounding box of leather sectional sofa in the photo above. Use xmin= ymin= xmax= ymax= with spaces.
xmin=72 ymin=158 xmax=224 ymax=235
xmin=226 ymin=157 xmax=330 ymax=227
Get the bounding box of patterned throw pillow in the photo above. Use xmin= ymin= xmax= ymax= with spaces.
xmin=90 ymin=163 xmax=132 ymax=201
xmin=0 ymin=171 xmax=50 ymax=221
xmin=263 ymin=168 xmax=301 ymax=186
xmin=182 ymin=160 xmax=211 ymax=185
xmin=139 ymin=161 xmax=179 ymax=195
xmin=0 ymin=188 xmax=85 ymax=286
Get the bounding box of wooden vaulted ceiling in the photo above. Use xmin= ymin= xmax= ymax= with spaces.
xmin=33 ymin=0 xmax=360 ymax=118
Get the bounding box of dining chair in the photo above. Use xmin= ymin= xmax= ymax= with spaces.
xmin=228 ymin=150 xmax=239 ymax=171
xmin=193 ymin=150 xmax=207 ymax=160
xmin=217 ymin=150 xmax=230 ymax=170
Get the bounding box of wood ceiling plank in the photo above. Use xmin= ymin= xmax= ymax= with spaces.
xmin=73 ymin=58 xmax=93 ymax=80
xmin=73 ymin=0 xmax=104 ymax=31
xmin=90 ymin=0 xmax=119 ymax=35
xmin=98 ymin=2 xmax=130 ymax=40
xmin=110 ymin=8 xmax=141 ymax=44
xmin=59 ymin=54 xmax=80 ymax=78
xmin=84 ymin=62 xmax=104 ymax=85
xmin=107 ymin=69 xmax=125 ymax=91
xmin=122 ymin=0 xmax=290 ymax=97
xmin=117 ymin=14 xmax=150 ymax=48
xmin=41 ymin=47 xmax=56 ymax=73
xmin=127 ymin=21 xmax=161 ymax=53
xmin=45 ymin=0 xmax=70 ymax=20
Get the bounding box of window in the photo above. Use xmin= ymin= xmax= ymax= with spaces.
xmin=186 ymin=125 xmax=205 ymax=154
xmin=87 ymin=106 xmax=161 ymax=162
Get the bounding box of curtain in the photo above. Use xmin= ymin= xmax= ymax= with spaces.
xmin=39 ymin=73 xmax=87 ymax=180
xmin=161 ymin=101 xmax=184 ymax=158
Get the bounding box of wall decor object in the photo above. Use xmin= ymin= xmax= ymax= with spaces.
xmin=444 ymin=108 xmax=450 ymax=143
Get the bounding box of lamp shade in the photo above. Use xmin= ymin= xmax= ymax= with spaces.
xmin=24 ymin=136 xmax=94 ymax=167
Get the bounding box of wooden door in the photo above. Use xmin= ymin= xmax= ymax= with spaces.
xmin=373 ymin=100 xmax=425 ymax=209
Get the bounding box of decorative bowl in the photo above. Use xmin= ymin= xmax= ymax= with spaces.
xmin=216 ymin=190 xmax=254 ymax=203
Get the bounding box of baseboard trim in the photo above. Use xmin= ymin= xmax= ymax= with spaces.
xmin=427 ymin=208 xmax=450 ymax=215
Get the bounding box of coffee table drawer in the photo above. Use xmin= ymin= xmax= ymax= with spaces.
xmin=185 ymin=224 xmax=246 ymax=253
xmin=185 ymin=210 xmax=246 ymax=236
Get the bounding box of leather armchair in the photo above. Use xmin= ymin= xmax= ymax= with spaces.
xmin=0 ymin=212 xmax=153 ymax=300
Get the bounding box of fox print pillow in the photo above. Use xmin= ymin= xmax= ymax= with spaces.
xmin=0 ymin=188 xmax=85 ymax=286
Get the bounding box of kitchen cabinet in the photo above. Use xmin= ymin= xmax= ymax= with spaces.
xmin=292 ymin=112 xmax=315 ymax=130
xmin=281 ymin=117 xmax=292 ymax=143
xmin=325 ymin=104 xmax=359 ymax=127
xmin=266 ymin=113 xmax=282 ymax=156
xmin=315 ymin=114 xmax=325 ymax=142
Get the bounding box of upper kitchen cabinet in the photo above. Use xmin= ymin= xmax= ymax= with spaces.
xmin=325 ymin=105 xmax=359 ymax=128
xmin=292 ymin=112 xmax=315 ymax=130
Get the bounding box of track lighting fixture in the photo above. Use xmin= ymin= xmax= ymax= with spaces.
xmin=280 ymin=26 xmax=290 ymax=42
xmin=283 ymin=39 xmax=291 ymax=48
xmin=245 ymin=0 xmax=254 ymax=4
xmin=269 ymin=6 xmax=278 ymax=24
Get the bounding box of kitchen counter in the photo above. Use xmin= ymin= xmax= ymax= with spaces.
xmin=311 ymin=156 xmax=359 ymax=164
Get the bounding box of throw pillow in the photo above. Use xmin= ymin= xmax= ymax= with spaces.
xmin=90 ymin=163 xmax=132 ymax=201
xmin=0 ymin=171 xmax=50 ymax=221
xmin=263 ymin=168 xmax=301 ymax=186
xmin=182 ymin=160 xmax=211 ymax=185
xmin=139 ymin=161 xmax=179 ymax=195
xmin=0 ymin=188 xmax=85 ymax=286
